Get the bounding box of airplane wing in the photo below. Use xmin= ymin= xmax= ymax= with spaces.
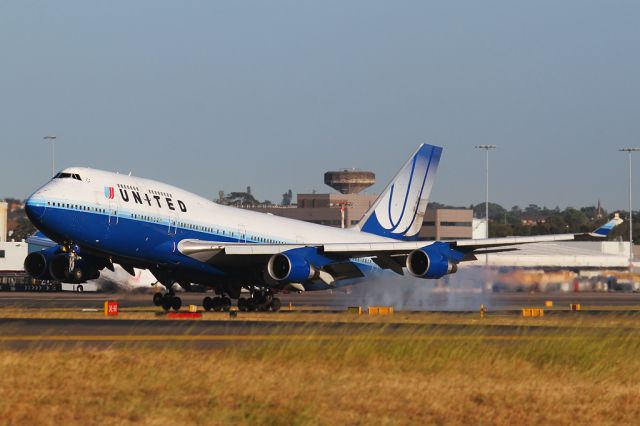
xmin=26 ymin=232 xmax=57 ymax=248
xmin=178 ymin=216 xmax=624 ymax=278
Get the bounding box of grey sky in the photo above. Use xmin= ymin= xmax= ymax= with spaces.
xmin=1 ymin=1 xmax=638 ymax=211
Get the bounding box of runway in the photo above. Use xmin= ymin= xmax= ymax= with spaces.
xmin=0 ymin=314 xmax=606 ymax=350
xmin=2 ymin=290 xmax=640 ymax=349
xmin=2 ymin=289 xmax=640 ymax=310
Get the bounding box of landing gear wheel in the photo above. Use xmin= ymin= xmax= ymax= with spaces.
xmin=68 ymin=268 xmax=83 ymax=283
xmin=255 ymin=294 xmax=268 ymax=311
xmin=153 ymin=293 xmax=163 ymax=306
xmin=161 ymin=295 xmax=173 ymax=311
xmin=171 ymin=296 xmax=182 ymax=311
xmin=221 ymin=297 xmax=232 ymax=312
xmin=203 ymin=296 xmax=213 ymax=311
xmin=237 ymin=298 xmax=248 ymax=312
xmin=212 ymin=297 xmax=222 ymax=312
xmin=270 ymin=297 xmax=281 ymax=312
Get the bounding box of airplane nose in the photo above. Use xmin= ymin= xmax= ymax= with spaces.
xmin=25 ymin=195 xmax=46 ymax=226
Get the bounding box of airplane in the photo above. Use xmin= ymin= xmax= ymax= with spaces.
xmin=23 ymin=144 xmax=623 ymax=312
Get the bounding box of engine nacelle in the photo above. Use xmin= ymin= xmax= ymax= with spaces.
xmin=24 ymin=246 xmax=59 ymax=279
xmin=406 ymin=248 xmax=458 ymax=279
xmin=267 ymin=252 xmax=316 ymax=282
xmin=49 ymin=254 xmax=100 ymax=283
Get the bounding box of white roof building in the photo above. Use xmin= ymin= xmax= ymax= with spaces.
xmin=0 ymin=242 xmax=28 ymax=272
xmin=468 ymin=241 xmax=630 ymax=269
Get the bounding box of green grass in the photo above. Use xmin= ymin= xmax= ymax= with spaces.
xmin=2 ymin=317 xmax=640 ymax=425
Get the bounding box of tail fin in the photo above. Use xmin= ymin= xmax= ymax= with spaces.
xmin=589 ymin=214 xmax=623 ymax=238
xmin=356 ymin=143 xmax=442 ymax=241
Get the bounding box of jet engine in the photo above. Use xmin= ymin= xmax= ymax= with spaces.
xmin=267 ymin=252 xmax=317 ymax=282
xmin=406 ymin=247 xmax=458 ymax=279
xmin=24 ymin=246 xmax=59 ymax=280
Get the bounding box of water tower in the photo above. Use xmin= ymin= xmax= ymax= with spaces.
xmin=324 ymin=169 xmax=375 ymax=194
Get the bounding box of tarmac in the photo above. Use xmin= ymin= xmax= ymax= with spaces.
xmin=2 ymin=289 xmax=640 ymax=310
xmin=0 ymin=312 xmax=603 ymax=350
xmin=2 ymin=290 xmax=640 ymax=349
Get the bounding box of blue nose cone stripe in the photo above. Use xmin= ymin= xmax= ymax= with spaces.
xmin=25 ymin=199 xmax=47 ymax=227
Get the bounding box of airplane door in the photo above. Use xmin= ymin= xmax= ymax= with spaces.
xmin=168 ymin=213 xmax=178 ymax=253
xmin=168 ymin=211 xmax=178 ymax=236
xmin=108 ymin=197 xmax=119 ymax=225
xmin=238 ymin=224 xmax=246 ymax=243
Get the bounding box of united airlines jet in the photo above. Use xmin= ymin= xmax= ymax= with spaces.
xmin=24 ymin=144 xmax=622 ymax=311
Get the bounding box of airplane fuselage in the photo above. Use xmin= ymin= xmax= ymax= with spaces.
xmin=26 ymin=167 xmax=387 ymax=287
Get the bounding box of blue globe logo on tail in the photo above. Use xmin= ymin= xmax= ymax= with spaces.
xmin=358 ymin=144 xmax=442 ymax=241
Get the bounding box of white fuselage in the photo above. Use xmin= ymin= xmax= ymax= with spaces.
xmin=27 ymin=167 xmax=394 ymax=263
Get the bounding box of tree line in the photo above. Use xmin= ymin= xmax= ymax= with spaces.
xmin=429 ymin=201 xmax=634 ymax=241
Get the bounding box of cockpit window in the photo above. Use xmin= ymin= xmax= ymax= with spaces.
xmin=53 ymin=172 xmax=82 ymax=181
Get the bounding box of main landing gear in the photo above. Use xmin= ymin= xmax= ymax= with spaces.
xmin=200 ymin=290 xmax=282 ymax=312
xmin=202 ymin=296 xmax=232 ymax=312
xmin=237 ymin=291 xmax=281 ymax=312
xmin=153 ymin=291 xmax=182 ymax=312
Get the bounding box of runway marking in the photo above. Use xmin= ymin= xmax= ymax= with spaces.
xmin=0 ymin=298 xmax=106 ymax=302
xmin=0 ymin=334 xmax=608 ymax=342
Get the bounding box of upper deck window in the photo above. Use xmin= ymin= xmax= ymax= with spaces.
xmin=53 ymin=172 xmax=82 ymax=181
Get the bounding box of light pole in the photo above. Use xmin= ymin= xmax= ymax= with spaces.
xmin=619 ymin=148 xmax=640 ymax=264
xmin=44 ymin=135 xmax=57 ymax=177
xmin=475 ymin=145 xmax=497 ymax=239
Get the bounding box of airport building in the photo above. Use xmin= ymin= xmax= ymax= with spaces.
xmin=0 ymin=202 xmax=6 ymax=243
xmin=249 ymin=192 xmax=378 ymax=228
xmin=0 ymin=202 xmax=29 ymax=283
xmin=469 ymin=241 xmax=630 ymax=269
xmin=0 ymin=241 xmax=28 ymax=273
xmin=245 ymin=169 xmax=476 ymax=240
xmin=421 ymin=208 xmax=474 ymax=240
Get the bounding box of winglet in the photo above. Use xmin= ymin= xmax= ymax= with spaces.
xmin=589 ymin=213 xmax=623 ymax=238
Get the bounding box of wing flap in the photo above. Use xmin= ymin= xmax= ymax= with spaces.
xmin=372 ymin=254 xmax=405 ymax=275
xmin=324 ymin=262 xmax=366 ymax=280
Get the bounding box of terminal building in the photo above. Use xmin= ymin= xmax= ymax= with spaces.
xmin=246 ymin=169 xmax=476 ymax=240
xmin=0 ymin=201 xmax=29 ymax=285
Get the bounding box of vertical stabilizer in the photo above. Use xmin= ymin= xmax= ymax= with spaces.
xmin=356 ymin=144 xmax=442 ymax=241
